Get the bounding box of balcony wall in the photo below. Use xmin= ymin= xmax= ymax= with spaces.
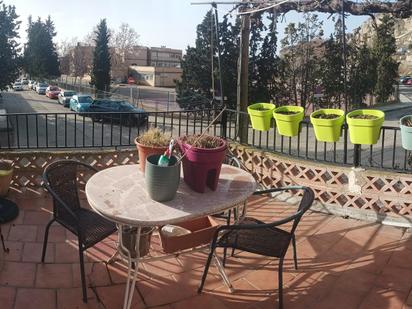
xmin=229 ymin=144 xmax=412 ymax=228
xmin=2 ymin=143 xmax=412 ymax=227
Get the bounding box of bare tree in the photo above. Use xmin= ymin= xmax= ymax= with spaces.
xmin=71 ymin=43 xmax=93 ymax=83
xmin=112 ymin=23 xmax=139 ymax=61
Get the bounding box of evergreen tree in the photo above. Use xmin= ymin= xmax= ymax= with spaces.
xmin=176 ymin=11 xmax=241 ymax=110
xmin=372 ymin=15 xmax=399 ymax=104
xmin=347 ymin=39 xmax=376 ymax=107
xmin=254 ymin=13 xmax=283 ymax=104
xmin=91 ymin=19 xmax=111 ymax=92
xmin=320 ymin=17 xmax=344 ymax=107
xmin=177 ymin=10 xmax=281 ymax=110
xmin=0 ymin=1 xmax=21 ymax=91
xmin=23 ymin=16 xmax=60 ymax=79
xmin=248 ymin=14 xmax=264 ymax=102
xmin=281 ymin=14 xmax=323 ymax=108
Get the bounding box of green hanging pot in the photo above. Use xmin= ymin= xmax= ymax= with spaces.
xmin=310 ymin=109 xmax=345 ymax=143
xmin=346 ymin=109 xmax=385 ymax=145
xmin=273 ymin=105 xmax=304 ymax=137
xmin=247 ymin=103 xmax=276 ymax=131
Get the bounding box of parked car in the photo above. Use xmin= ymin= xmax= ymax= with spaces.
xmin=28 ymin=80 xmax=35 ymax=90
xmin=12 ymin=81 xmax=23 ymax=91
xmin=46 ymin=86 xmax=61 ymax=99
xmin=87 ymin=99 xmax=148 ymax=126
xmin=58 ymin=90 xmax=77 ymax=107
xmin=69 ymin=95 xmax=94 ymax=113
xmin=36 ymin=82 xmax=49 ymax=95
xmin=407 ymin=78 xmax=412 ymax=86
xmin=401 ymin=76 xmax=412 ymax=85
xmin=21 ymin=78 xmax=28 ymax=85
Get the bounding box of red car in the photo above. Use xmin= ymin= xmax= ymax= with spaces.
xmin=46 ymin=86 xmax=61 ymax=99
xmin=407 ymin=78 xmax=412 ymax=86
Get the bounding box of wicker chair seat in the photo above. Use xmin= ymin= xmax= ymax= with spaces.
xmin=59 ymin=208 xmax=116 ymax=248
xmin=217 ymin=217 xmax=291 ymax=258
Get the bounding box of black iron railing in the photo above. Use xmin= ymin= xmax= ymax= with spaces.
xmin=223 ymin=109 xmax=410 ymax=173
xmin=0 ymin=108 xmax=409 ymax=173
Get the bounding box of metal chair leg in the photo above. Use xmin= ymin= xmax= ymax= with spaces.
xmin=222 ymin=210 xmax=232 ymax=267
xmin=278 ymin=258 xmax=284 ymax=309
xmin=0 ymin=226 xmax=9 ymax=253
xmin=198 ymin=245 xmax=216 ymax=294
xmin=292 ymin=235 xmax=298 ymax=270
xmin=78 ymin=245 xmax=88 ymax=303
xmin=41 ymin=219 xmax=55 ymax=262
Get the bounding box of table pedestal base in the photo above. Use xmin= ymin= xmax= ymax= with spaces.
xmin=113 ymin=224 xmax=235 ymax=309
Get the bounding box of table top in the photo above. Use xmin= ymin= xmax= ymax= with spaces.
xmin=85 ymin=164 xmax=257 ymax=227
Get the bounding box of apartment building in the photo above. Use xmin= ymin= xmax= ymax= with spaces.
xmin=148 ymin=46 xmax=182 ymax=68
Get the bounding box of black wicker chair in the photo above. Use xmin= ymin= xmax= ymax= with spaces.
xmin=41 ymin=160 xmax=117 ymax=303
xmin=198 ymin=186 xmax=315 ymax=309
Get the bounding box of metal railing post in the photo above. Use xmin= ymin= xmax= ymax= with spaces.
xmin=221 ymin=108 xmax=227 ymax=138
xmin=353 ymin=144 xmax=361 ymax=167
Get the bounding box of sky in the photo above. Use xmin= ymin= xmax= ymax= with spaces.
xmin=9 ymin=0 xmax=369 ymax=52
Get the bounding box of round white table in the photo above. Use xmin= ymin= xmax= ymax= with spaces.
xmin=86 ymin=164 xmax=257 ymax=309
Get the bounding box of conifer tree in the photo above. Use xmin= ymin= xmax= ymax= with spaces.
xmin=90 ymin=19 xmax=111 ymax=92
xmin=23 ymin=16 xmax=60 ymax=79
xmin=0 ymin=1 xmax=21 ymax=90
xmin=372 ymin=15 xmax=399 ymax=104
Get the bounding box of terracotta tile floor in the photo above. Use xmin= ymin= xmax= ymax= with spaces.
xmin=1 ymin=189 xmax=412 ymax=309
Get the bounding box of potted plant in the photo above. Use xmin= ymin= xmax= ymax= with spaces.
xmin=247 ymin=102 xmax=276 ymax=131
xmin=145 ymin=153 xmax=181 ymax=202
xmin=0 ymin=160 xmax=13 ymax=196
xmin=134 ymin=128 xmax=170 ymax=173
xmin=310 ymin=109 xmax=345 ymax=143
xmin=177 ymin=134 xmax=227 ymax=193
xmin=273 ymin=105 xmax=304 ymax=137
xmin=346 ymin=109 xmax=385 ymax=145
xmin=400 ymin=115 xmax=412 ymax=150
xmin=120 ymin=226 xmax=155 ymax=258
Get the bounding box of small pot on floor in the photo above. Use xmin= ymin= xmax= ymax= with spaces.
xmin=0 ymin=160 xmax=13 ymax=197
xmin=120 ymin=226 xmax=155 ymax=258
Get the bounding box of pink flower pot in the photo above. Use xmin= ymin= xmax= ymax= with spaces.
xmin=178 ymin=138 xmax=227 ymax=193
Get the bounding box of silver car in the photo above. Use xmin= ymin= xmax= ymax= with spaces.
xmin=13 ymin=82 xmax=23 ymax=91
xmin=36 ymin=82 xmax=48 ymax=95
xmin=58 ymin=90 xmax=77 ymax=107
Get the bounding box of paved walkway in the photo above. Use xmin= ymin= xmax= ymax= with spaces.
xmin=1 ymin=189 xmax=412 ymax=309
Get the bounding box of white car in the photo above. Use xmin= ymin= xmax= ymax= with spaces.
xmin=13 ymin=82 xmax=23 ymax=91
xmin=36 ymin=82 xmax=48 ymax=94
xmin=58 ymin=90 xmax=77 ymax=107
xmin=28 ymin=80 xmax=35 ymax=90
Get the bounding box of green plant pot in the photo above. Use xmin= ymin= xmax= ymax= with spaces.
xmin=247 ymin=103 xmax=276 ymax=131
xmin=273 ymin=106 xmax=304 ymax=137
xmin=310 ymin=109 xmax=345 ymax=143
xmin=145 ymin=154 xmax=181 ymax=202
xmin=400 ymin=115 xmax=412 ymax=150
xmin=346 ymin=109 xmax=385 ymax=145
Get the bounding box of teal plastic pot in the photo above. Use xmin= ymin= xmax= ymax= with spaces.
xmin=145 ymin=154 xmax=181 ymax=202
xmin=400 ymin=115 xmax=412 ymax=150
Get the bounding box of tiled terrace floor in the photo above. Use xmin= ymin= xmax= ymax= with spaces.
xmin=1 ymin=189 xmax=412 ymax=309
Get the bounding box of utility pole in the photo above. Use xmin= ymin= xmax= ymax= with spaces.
xmin=237 ymin=1 xmax=250 ymax=144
